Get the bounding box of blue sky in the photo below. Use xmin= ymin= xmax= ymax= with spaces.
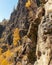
xmin=0 ymin=0 xmax=18 ymax=22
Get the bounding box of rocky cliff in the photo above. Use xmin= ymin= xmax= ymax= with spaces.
xmin=0 ymin=0 xmax=52 ymax=65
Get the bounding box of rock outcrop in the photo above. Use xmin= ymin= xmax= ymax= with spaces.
xmin=0 ymin=0 xmax=52 ymax=65
xmin=34 ymin=0 xmax=52 ymax=65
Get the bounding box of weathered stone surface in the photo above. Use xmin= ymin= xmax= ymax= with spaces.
xmin=0 ymin=0 xmax=52 ymax=65
xmin=34 ymin=1 xmax=52 ymax=65
xmin=35 ymin=14 xmax=52 ymax=65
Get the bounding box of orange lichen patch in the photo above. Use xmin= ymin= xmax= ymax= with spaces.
xmin=0 ymin=28 xmax=21 ymax=65
xmin=25 ymin=0 xmax=31 ymax=8
xmin=1 ymin=59 xmax=9 ymax=65
xmin=3 ymin=50 xmax=13 ymax=58
xmin=0 ymin=45 xmax=23 ymax=65
xmin=0 ymin=57 xmax=14 ymax=65
xmin=0 ymin=49 xmax=14 ymax=65
xmin=13 ymin=28 xmax=20 ymax=46
xmin=0 ymin=45 xmax=22 ymax=65
xmin=0 ymin=55 xmax=5 ymax=64
xmin=0 ymin=48 xmax=2 ymax=55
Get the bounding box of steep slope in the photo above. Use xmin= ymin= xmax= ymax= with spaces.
xmin=0 ymin=0 xmax=52 ymax=65
xmin=0 ymin=0 xmax=38 ymax=44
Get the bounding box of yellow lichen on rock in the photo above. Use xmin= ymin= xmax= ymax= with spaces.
xmin=0 ymin=57 xmax=14 ymax=65
xmin=25 ymin=0 xmax=31 ymax=8
xmin=0 ymin=49 xmax=14 ymax=65
xmin=0 ymin=28 xmax=21 ymax=65
xmin=13 ymin=28 xmax=20 ymax=46
xmin=1 ymin=59 xmax=9 ymax=65
xmin=3 ymin=49 xmax=13 ymax=58
xmin=0 ymin=48 xmax=2 ymax=55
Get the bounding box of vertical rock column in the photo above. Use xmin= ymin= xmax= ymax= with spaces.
xmin=35 ymin=14 xmax=52 ymax=65
xmin=34 ymin=1 xmax=52 ymax=65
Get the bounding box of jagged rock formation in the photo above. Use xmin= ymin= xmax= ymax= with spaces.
xmin=0 ymin=0 xmax=38 ymax=44
xmin=0 ymin=0 xmax=52 ymax=65
xmin=34 ymin=15 xmax=52 ymax=65
xmin=34 ymin=0 xmax=52 ymax=65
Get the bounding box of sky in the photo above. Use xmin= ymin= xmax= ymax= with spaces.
xmin=0 ymin=0 xmax=18 ymax=22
